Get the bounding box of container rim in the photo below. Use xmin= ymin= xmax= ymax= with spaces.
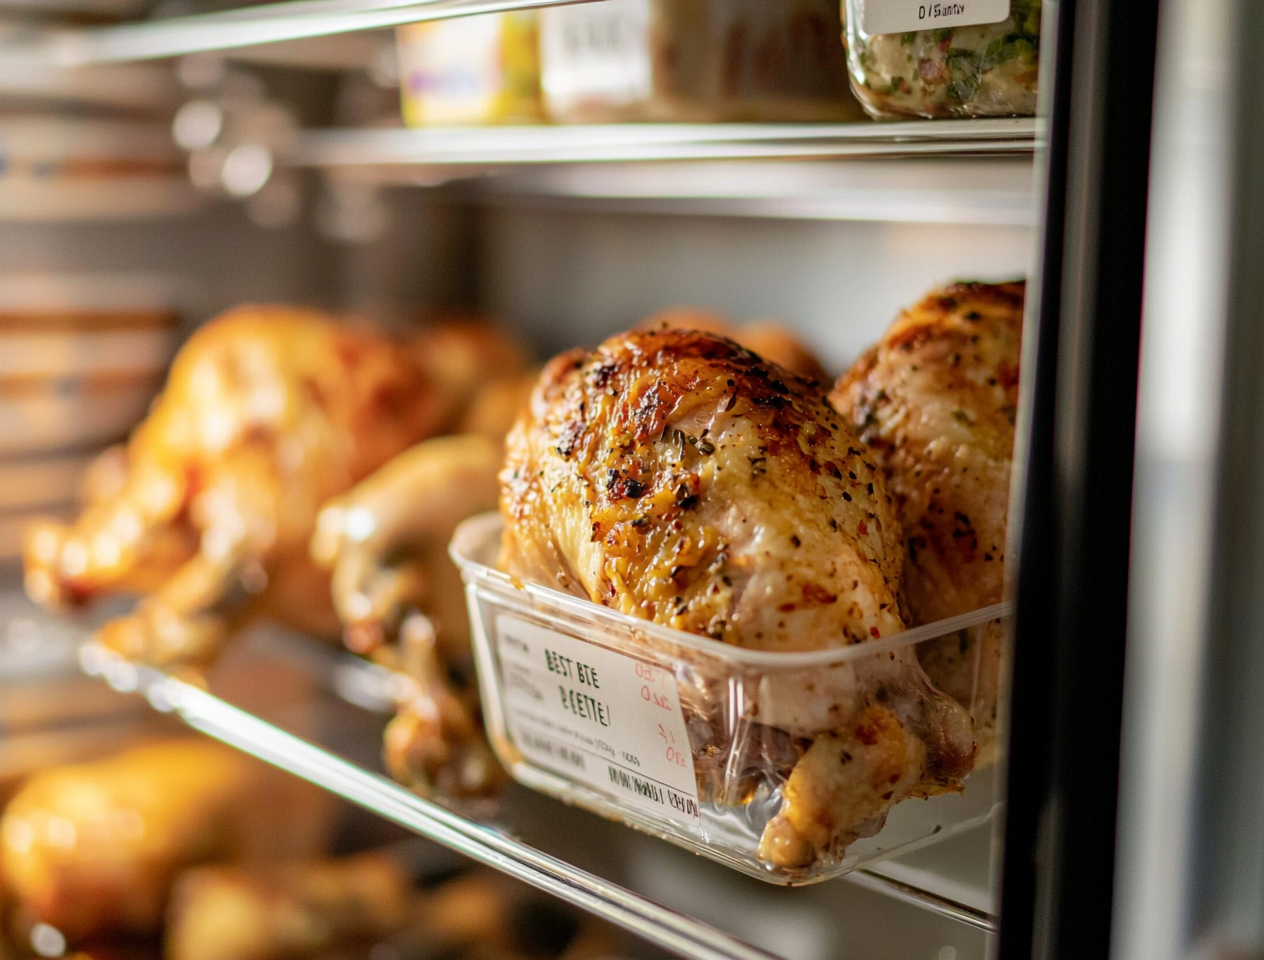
xmin=450 ymin=512 xmax=1011 ymax=668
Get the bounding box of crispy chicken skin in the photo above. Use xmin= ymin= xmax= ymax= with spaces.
xmin=501 ymin=329 xmax=905 ymax=649
xmin=22 ymin=306 xmax=455 ymax=665
xmin=23 ymin=307 xmax=526 ymax=669
xmin=637 ymin=307 xmax=828 ymax=383
xmin=499 ymin=329 xmax=975 ymax=868
xmin=0 ymin=742 xmax=331 ymax=942
xmin=829 ymin=281 xmax=1023 ymax=753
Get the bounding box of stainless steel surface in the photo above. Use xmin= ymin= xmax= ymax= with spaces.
xmin=1112 ymin=0 xmax=1237 ymax=957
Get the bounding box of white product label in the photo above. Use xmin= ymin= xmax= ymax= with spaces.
xmin=539 ymin=0 xmax=653 ymax=109
xmin=859 ymin=0 xmax=1011 ymax=35
xmin=495 ymin=614 xmax=700 ymax=826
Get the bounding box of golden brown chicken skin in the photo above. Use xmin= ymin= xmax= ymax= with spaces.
xmin=22 ymin=306 xmax=456 ymax=665
xmin=0 ymin=741 xmax=331 ymax=943
xmin=22 ymin=307 xmax=530 ymax=668
xmin=830 ymin=281 xmax=1023 ymax=755
xmin=499 ymin=329 xmax=975 ymax=869
xmin=501 ymin=328 xmax=905 ymax=648
xmin=637 ymin=307 xmax=828 ymax=383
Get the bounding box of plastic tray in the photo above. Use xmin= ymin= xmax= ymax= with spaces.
xmin=451 ymin=513 xmax=1004 ymax=885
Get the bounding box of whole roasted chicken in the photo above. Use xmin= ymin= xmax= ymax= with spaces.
xmin=830 ymin=281 xmax=1023 ymax=756
xmin=499 ymin=329 xmax=975 ymax=869
xmin=22 ymin=306 xmax=518 ymax=667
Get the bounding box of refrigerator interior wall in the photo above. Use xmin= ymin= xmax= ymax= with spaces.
xmin=479 ymin=204 xmax=1034 ymax=363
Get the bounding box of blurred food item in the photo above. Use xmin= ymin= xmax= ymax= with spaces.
xmin=841 ymin=0 xmax=1041 ymax=119
xmin=381 ymin=613 xmax=505 ymax=799
xmin=499 ymin=328 xmax=975 ymax=869
xmin=397 ymin=13 xmax=544 ymax=125
xmin=311 ymin=350 xmax=532 ymax=798
xmin=166 ymin=853 xmax=410 ymax=960
xmin=312 ymin=434 xmax=504 ymax=659
xmin=313 ymin=436 xmax=507 ymax=796
xmin=309 ymin=320 xmax=529 ymax=799
xmin=637 ymin=307 xmax=828 ymax=382
xmin=0 ymin=741 xmax=332 ymax=942
xmin=22 ymin=307 xmax=520 ymax=667
xmin=539 ymin=0 xmax=864 ymax=122
xmin=390 ymin=871 xmax=611 ymax=960
xmin=829 ymin=281 xmax=1023 ymax=757
xmin=455 ymin=372 xmax=539 ymax=443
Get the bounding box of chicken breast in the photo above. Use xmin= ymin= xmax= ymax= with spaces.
xmin=499 ymin=328 xmax=975 ymax=869
xmin=829 ymin=281 xmax=1023 ymax=755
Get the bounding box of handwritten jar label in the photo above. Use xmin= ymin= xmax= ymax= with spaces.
xmin=495 ymin=614 xmax=700 ymax=827
xmin=858 ymin=0 xmax=1011 ymax=35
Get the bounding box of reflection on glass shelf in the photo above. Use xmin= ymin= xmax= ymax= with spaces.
xmin=70 ymin=627 xmax=996 ymax=955
xmin=7 ymin=0 xmax=603 ymax=65
xmin=298 ymin=120 xmax=1038 ymax=168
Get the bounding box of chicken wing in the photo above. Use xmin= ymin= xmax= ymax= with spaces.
xmin=0 ymin=741 xmax=331 ymax=942
xmin=499 ymin=329 xmax=975 ymax=869
xmin=22 ymin=308 xmax=523 ymax=667
xmin=829 ymin=281 xmax=1023 ymax=756
xmin=311 ymin=389 xmax=531 ymax=799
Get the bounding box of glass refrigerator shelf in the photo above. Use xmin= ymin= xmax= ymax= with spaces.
xmin=294 ymin=119 xmax=1039 ymax=167
xmin=73 ymin=628 xmax=997 ymax=952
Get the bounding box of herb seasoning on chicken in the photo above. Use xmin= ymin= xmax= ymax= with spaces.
xmin=499 ymin=329 xmax=976 ymax=869
xmin=830 ymin=281 xmax=1023 ymax=759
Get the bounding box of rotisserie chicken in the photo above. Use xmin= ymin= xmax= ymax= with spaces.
xmin=22 ymin=306 xmax=522 ymax=667
xmin=0 ymin=741 xmax=331 ymax=942
xmin=830 ymin=281 xmax=1023 ymax=756
xmin=498 ymin=328 xmax=976 ymax=869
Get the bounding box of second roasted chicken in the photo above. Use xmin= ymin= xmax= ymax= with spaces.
xmin=23 ymin=306 xmax=525 ymax=667
xmin=830 ymin=281 xmax=1023 ymax=757
xmin=498 ymin=328 xmax=976 ymax=870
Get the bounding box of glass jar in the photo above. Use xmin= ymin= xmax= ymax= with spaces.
xmin=841 ymin=0 xmax=1041 ymax=119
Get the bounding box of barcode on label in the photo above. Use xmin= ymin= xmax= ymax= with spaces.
xmin=494 ymin=614 xmax=701 ymax=827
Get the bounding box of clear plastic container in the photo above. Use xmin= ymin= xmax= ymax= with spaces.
xmin=539 ymin=0 xmax=866 ymax=123
xmin=841 ymin=0 xmax=1041 ymax=119
xmin=451 ymin=513 xmax=1004 ymax=885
